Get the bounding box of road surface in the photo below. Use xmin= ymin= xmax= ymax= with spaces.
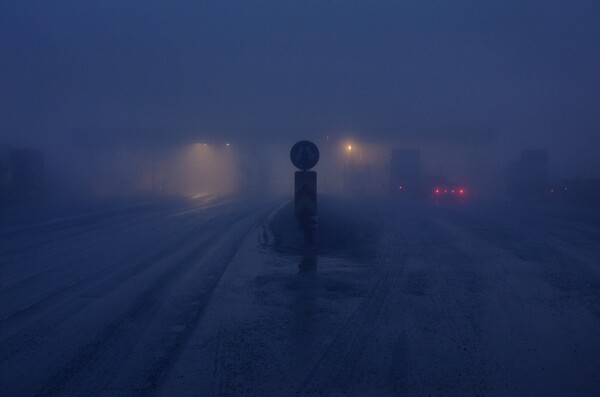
xmin=1 ymin=195 xmax=599 ymax=396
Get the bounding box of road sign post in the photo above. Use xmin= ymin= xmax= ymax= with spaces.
xmin=290 ymin=141 xmax=320 ymax=245
xmin=295 ymin=170 xmax=317 ymax=218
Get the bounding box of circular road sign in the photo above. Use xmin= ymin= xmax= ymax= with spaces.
xmin=290 ymin=140 xmax=320 ymax=170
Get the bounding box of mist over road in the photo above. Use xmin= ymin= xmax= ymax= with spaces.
xmin=1 ymin=195 xmax=599 ymax=395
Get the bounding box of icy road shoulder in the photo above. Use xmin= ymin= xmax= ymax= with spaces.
xmin=159 ymin=198 xmax=600 ymax=397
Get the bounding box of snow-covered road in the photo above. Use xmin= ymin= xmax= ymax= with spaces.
xmin=1 ymin=196 xmax=599 ymax=396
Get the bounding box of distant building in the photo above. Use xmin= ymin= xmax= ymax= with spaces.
xmin=506 ymin=150 xmax=548 ymax=198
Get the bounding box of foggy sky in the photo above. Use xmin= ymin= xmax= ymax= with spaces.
xmin=2 ymin=1 xmax=600 ymax=160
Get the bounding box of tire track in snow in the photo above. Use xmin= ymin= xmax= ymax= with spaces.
xmin=440 ymin=206 xmax=600 ymax=318
xmin=0 ymin=203 xmax=237 ymax=342
xmin=0 ymin=203 xmax=169 ymax=288
xmin=0 ymin=200 xmax=166 ymax=252
xmin=298 ymin=202 xmax=487 ymax=396
xmin=135 ymin=204 xmax=281 ymax=395
xmin=31 ymin=202 xmax=277 ymax=397
xmin=297 ymin=229 xmax=408 ymax=395
xmin=33 ymin=224 xmax=235 ymax=396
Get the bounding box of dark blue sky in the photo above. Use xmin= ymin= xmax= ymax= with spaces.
xmin=1 ymin=1 xmax=600 ymax=155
